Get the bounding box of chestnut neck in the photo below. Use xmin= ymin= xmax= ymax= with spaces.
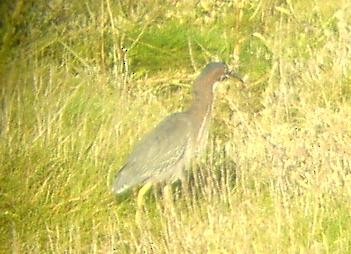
xmin=186 ymin=75 xmax=216 ymax=131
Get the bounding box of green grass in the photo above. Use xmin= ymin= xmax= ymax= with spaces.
xmin=1 ymin=0 xmax=351 ymax=253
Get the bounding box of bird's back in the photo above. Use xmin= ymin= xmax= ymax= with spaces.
xmin=112 ymin=112 xmax=194 ymax=194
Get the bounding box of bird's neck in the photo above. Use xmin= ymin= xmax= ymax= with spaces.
xmin=188 ymin=90 xmax=213 ymax=114
xmin=186 ymin=82 xmax=214 ymax=134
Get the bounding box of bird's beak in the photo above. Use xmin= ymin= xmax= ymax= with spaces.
xmin=226 ymin=70 xmax=244 ymax=83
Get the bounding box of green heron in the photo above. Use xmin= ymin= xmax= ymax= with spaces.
xmin=112 ymin=62 xmax=243 ymax=205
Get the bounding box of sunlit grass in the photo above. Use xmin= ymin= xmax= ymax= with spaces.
xmin=1 ymin=0 xmax=351 ymax=253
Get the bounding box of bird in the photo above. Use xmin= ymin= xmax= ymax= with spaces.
xmin=112 ymin=62 xmax=243 ymax=205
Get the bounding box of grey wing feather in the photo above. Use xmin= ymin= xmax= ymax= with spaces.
xmin=112 ymin=112 xmax=192 ymax=194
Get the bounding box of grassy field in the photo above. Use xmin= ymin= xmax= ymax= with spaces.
xmin=1 ymin=0 xmax=351 ymax=253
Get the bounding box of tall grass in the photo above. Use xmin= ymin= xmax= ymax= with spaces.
xmin=1 ymin=0 xmax=351 ymax=253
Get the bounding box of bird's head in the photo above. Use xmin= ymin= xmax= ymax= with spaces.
xmin=195 ymin=62 xmax=243 ymax=93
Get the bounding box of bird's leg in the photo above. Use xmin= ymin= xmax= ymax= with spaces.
xmin=163 ymin=184 xmax=173 ymax=204
xmin=137 ymin=182 xmax=152 ymax=208
xmin=164 ymin=184 xmax=178 ymax=208
xmin=162 ymin=184 xmax=176 ymax=216
xmin=180 ymin=171 xmax=190 ymax=197
xmin=135 ymin=182 xmax=152 ymax=225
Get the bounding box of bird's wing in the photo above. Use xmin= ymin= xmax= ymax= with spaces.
xmin=113 ymin=112 xmax=193 ymax=193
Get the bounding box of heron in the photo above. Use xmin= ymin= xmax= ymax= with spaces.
xmin=112 ymin=62 xmax=243 ymax=207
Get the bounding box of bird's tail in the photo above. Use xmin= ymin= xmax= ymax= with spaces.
xmin=111 ymin=165 xmax=132 ymax=195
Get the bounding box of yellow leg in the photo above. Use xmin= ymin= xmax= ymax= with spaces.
xmin=181 ymin=173 xmax=190 ymax=196
xmin=163 ymin=184 xmax=177 ymax=211
xmin=137 ymin=182 xmax=153 ymax=208
xmin=163 ymin=184 xmax=177 ymax=218
xmin=135 ymin=182 xmax=152 ymax=225
xmin=163 ymin=184 xmax=173 ymax=204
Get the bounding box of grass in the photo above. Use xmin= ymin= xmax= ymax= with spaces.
xmin=1 ymin=0 xmax=351 ymax=253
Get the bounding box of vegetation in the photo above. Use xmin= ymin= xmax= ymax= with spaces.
xmin=1 ymin=0 xmax=351 ymax=253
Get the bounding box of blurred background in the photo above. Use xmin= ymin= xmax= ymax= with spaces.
xmin=0 ymin=0 xmax=351 ymax=253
